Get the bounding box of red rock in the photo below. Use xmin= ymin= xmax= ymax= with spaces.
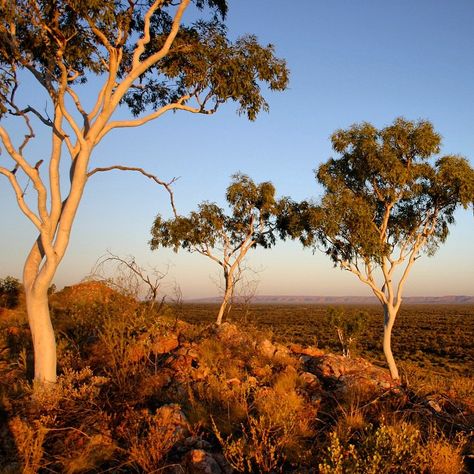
xmin=152 ymin=334 xmax=179 ymax=354
xmin=185 ymin=449 xmax=222 ymax=474
xmin=258 ymin=338 xmax=276 ymax=358
xmin=290 ymin=343 xmax=325 ymax=357
xmin=300 ymin=371 xmax=321 ymax=392
xmin=155 ymin=404 xmax=189 ymax=439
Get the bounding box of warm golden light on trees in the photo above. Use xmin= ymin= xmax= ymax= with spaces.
xmin=0 ymin=0 xmax=288 ymax=386
xmin=281 ymin=118 xmax=474 ymax=379
xmin=150 ymin=173 xmax=286 ymax=324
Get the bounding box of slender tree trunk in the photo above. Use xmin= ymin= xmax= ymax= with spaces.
xmin=216 ymin=273 xmax=233 ymax=326
xmin=22 ymin=146 xmax=91 ymax=387
xmin=383 ymin=303 xmax=399 ymax=380
xmin=336 ymin=327 xmax=346 ymax=357
xmin=25 ymin=285 xmax=56 ymax=384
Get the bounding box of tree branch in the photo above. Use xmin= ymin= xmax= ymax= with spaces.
xmin=0 ymin=166 xmax=42 ymax=229
xmin=342 ymin=260 xmax=387 ymax=304
xmin=95 ymin=96 xmax=208 ymax=143
xmin=86 ymin=165 xmax=178 ymax=217
xmin=132 ymin=0 xmax=167 ymax=70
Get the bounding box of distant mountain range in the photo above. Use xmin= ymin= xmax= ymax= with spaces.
xmin=188 ymin=295 xmax=474 ymax=305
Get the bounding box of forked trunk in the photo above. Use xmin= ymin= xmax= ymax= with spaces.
xmin=383 ymin=303 xmax=399 ymax=380
xmin=25 ymin=286 xmax=57 ymax=384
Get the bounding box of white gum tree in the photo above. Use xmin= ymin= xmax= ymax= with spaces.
xmin=283 ymin=118 xmax=474 ymax=380
xmin=150 ymin=173 xmax=284 ymax=325
xmin=0 ymin=0 xmax=288 ymax=386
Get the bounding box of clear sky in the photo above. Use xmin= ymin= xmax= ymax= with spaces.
xmin=1 ymin=0 xmax=473 ymax=298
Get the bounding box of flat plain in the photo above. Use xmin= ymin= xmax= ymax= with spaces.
xmin=178 ymin=303 xmax=474 ymax=377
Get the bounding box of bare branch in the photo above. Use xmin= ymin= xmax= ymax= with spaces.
xmin=132 ymin=0 xmax=190 ymax=77
xmin=108 ymin=0 xmax=191 ymax=112
xmin=0 ymin=166 xmax=42 ymax=229
xmin=66 ymin=86 xmax=89 ymax=133
xmin=90 ymin=251 xmax=168 ymax=306
xmin=86 ymin=165 xmax=178 ymax=217
xmin=342 ymin=260 xmax=387 ymax=304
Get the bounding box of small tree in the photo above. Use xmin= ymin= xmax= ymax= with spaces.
xmin=150 ymin=173 xmax=284 ymax=324
xmin=89 ymin=251 xmax=168 ymax=311
xmin=326 ymin=306 xmax=366 ymax=358
xmin=286 ymin=118 xmax=474 ymax=379
xmin=0 ymin=1 xmax=288 ymax=385
xmin=0 ymin=275 xmax=21 ymax=309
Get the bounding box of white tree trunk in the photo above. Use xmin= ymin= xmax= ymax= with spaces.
xmin=383 ymin=304 xmax=399 ymax=380
xmin=25 ymin=286 xmax=57 ymax=384
xmin=216 ymin=274 xmax=233 ymax=326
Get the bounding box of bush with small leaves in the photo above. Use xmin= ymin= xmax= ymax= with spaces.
xmin=0 ymin=276 xmax=21 ymax=309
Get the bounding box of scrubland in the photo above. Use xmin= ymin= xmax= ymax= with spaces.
xmin=0 ymin=282 xmax=472 ymax=473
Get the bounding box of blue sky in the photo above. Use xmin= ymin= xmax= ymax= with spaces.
xmin=1 ymin=0 xmax=473 ymax=298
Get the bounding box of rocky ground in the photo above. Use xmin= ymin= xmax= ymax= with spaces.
xmin=0 ymin=283 xmax=472 ymax=472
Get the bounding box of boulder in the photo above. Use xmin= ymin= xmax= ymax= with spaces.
xmin=299 ymin=371 xmax=321 ymax=393
xmin=304 ymin=353 xmax=396 ymax=394
xmin=154 ymin=404 xmax=189 ymax=440
xmin=151 ymin=334 xmax=179 ymax=354
xmin=290 ymin=343 xmax=325 ymax=358
xmin=258 ymin=338 xmax=277 ymax=359
xmin=185 ymin=449 xmax=222 ymax=474
xmin=215 ymin=322 xmax=241 ymax=341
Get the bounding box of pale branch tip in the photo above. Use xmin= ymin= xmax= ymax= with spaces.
xmin=86 ymin=165 xmax=179 ymax=217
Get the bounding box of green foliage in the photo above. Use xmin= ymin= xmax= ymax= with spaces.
xmin=0 ymin=1 xmax=288 ymax=121
xmin=312 ymin=118 xmax=474 ymax=264
xmin=151 ymin=173 xmax=284 ymax=253
xmin=0 ymin=275 xmax=21 ymax=309
xmin=327 ymin=306 xmax=367 ymax=357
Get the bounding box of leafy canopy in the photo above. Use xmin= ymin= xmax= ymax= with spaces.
xmin=293 ymin=118 xmax=473 ymax=265
xmin=150 ymin=173 xmax=285 ymax=254
xmin=0 ymin=0 xmax=288 ymax=121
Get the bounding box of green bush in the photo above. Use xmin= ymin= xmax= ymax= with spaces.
xmin=0 ymin=276 xmax=21 ymax=309
xmin=327 ymin=306 xmax=367 ymax=357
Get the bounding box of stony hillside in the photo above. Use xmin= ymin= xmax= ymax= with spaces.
xmin=0 ymin=292 xmax=472 ymax=472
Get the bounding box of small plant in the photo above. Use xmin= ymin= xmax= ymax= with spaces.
xmin=421 ymin=429 xmax=466 ymax=474
xmin=120 ymin=405 xmax=188 ymax=472
xmin=213 ymin=415 xmax=286 ymax=473
xmin=327 ymin=306 xmax=366 ymax=357
xmin=319 ymin=421 xmax=423 ymax=474
xmin=0 ymin=276 xmax=21 ymax=309
xmin=8 ymin=417 xmax=48 ymax=473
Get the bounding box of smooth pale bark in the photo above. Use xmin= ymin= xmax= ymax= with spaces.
xmin=25 ymin=286 xmax=56 ymax=384
xmin=382 ymin=304 xmax=399 ymax=380
xmin=216 ymin=273 xmax=233 ymax=326
xmin=0 ymin=1 xmax=220 ymax=389
xmin=22 ymin=146 xmax=90 ymax=385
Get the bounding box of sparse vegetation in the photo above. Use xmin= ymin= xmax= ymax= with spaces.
xmin=0 ymin=287 xmax=472 ymax=472
xmin=280 ymin=118 xmax=474 ymax=380
xmin=150 ymin=173 xmax=287 ymax=325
